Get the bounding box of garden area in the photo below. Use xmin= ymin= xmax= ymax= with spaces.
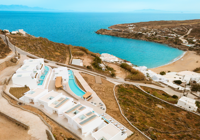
xmin=9 ymin=86 xmax=30 ymax=99
xmin=116 ymin=84 xmax=200 ymax=140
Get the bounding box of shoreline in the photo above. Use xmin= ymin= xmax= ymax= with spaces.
xmin=150 ymin=51 xmax=187 ymax=69
xmin=150 ymin=51 xmax=200 ymax=73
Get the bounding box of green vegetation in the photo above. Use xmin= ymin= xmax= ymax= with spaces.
xmin=196 ymin=101 xmax=200 ymax=113
xmin=160 ymin=71 xmax=166 ymax=75
xmin=141 ymin=86 xmax=178 ymax=104
xmin=194 ymin=67 xmax=200 ymax=73
xmin=120 ymin=63 xmax=145 ymax=81
xmin=9 ymin=86 xmax=30 ymax=99
xmin=173 ymin=80 xmax=182 ymax=85
xmin=117 ymin=84 xmax=200 ymax=140
xmin=191 ymin=84 xmax=200 ymax=92
xmin=92 ymin=56 xmax=102 ymax=69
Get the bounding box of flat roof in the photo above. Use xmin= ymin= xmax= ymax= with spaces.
xmin=72 ymin=59 xmax=82 ymax=65
xmin=13 ymin=72 xmax=32 ymax=78
xmin=74 ymin=111 xmax=96 ymax=125
xmin=17 ymin=64 xmax=38 ymax=72
xmin=54 ymin=67 xmax=68 ymax=79
xmin=49 ymin=96 xmax=71 ymax=109
xmin=39 ymin=91 xmax=61 ymax=103
xmin=92 ymin=123 xmax=121 ymax=140
xmin=24 ymin=59 xmax=44 ymax=64
xmin=24 ymin=88 xmax=46 ymax=98
xmin=64 ymin=104 xmax=87 ymax=118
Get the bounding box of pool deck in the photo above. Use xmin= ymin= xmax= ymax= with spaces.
xmin=73 ymin=70 xmax=106 ymax=114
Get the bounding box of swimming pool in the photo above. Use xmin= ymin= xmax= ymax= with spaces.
xmin=68 ymin=70 xmax=86 ymax=97
xmin=38 ymin=66 xmax=49 ymax=86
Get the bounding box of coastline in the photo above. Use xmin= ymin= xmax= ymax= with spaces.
xmin=150 ymin=51 xmax=187 ymax=69
xmin=150 ymin=51 xmax=200 ymax=73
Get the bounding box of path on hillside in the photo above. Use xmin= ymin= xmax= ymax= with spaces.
xmin=179 ymin=28 xmax=193 ymax=45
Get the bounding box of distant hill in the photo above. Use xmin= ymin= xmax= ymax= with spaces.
xmin=0 ymin=5 xmax=53 ymax=11
xmin=132 ymin=9 xmax=182 ymax=13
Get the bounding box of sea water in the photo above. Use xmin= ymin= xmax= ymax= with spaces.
xmin=1 ymin=12 xmax=200 ymax=68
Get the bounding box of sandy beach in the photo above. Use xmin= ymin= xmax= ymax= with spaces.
xmin=150 ymin=51 xmax=200 ymax=73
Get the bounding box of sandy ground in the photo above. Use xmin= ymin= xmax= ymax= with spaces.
xmin=105 ymin=62 xmax=131 ymax=79
xmin=73 ymin=55 xmax=93 ymax=66
xmin=0 ymin=115 xmax=36 ymax=140
xmin=151 ymin=51 xmax=200 ymax=73
xmin=81 ymin=73 xmax=147 ymax=140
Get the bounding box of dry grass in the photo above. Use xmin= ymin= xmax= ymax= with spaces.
xmin=80 ymin=73 xmax=147 ymax=140
xmin=9 ymin=87 xmax=30 ymax=99
xmin=8 ymin=35 xmax=70 ymax=63
xmin=0 ymin=37 xmax=11 ymax=59
xmin=140 ymin=86 xmax=178 ymax=104
xmin=3 ymin=93 xmax=78 ymax=140
xmin=116 ymin=84 xmax=200 ymax=140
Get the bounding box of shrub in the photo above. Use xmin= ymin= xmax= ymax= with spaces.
xmin=106 ymin=66 xmax=114 ymax=71
xmin=172 ymin=95 xmax=178 ymax=99
xmin=194 ymin=67 xmax=200 ymax=73
xmin=86 ymin=66 xmax=92 ymax=70
xmin=92 ymin=56 xmax=102 ymax=69
xmin=191 ymin=84 xmax=200 ymax=92
xmin=174 ymin=80 xmax=182 ymax=85
xmin=111 ymin=72 xmax=116 ymax=77
xmin=78 ymin=47 xmax=89 ymax=54
xmin=120 ymin=63 xmax=138 ymax=74
xmin=160 ymin=71 xmax=166 ymax=75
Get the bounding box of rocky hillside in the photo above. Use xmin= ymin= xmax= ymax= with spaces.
xmin=8 ymin=34 xmax=70 ymax=63
xmin=96 ymin=20 xmax=200 ymax=54
xmin=0 ymin=37 xmax=11 ymax=59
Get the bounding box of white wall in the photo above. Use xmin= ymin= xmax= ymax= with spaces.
xmin=12 ymin=76 xmax=38 ymax=89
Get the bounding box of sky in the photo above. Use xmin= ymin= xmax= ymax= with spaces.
xmin=1 ymin=0 xmax=200 ymax=13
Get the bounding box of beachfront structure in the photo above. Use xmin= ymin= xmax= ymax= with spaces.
xmin=100 ymin=53 xmax=119 ymax=63
xmin=72 ymin=59 xmax=83 ymax=66
xmin=53 ymin=67 xmax=69 ymax=84
xmin=92 ymin=123 xmax=127 ymax=140
xmin=20 ymin=88 xmax=48 ymax=105
xmin=177 ymin=96 xmax=198 ymax=112
xmin=63 ymin=104 xmax=103 ymax=136
xmin=12 ymin=72 xmax=39 ymax=89
xmin=177 ymin=71 xmax=200 ymax=84
xmin=11 ymin=31 xmax=18 ymax=34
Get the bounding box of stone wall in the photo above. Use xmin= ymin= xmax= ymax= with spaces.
xmin=0 ymin=111 xmax=29 ymax=130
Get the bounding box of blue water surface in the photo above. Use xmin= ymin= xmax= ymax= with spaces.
xmin=68 ymin=70 xmax=86 ymax=97
xmin=1 ymin=12 xmax=200 ymax=68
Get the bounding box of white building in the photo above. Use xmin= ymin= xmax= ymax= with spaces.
xmin=38 ymin=90 xmax=63 ymax=114
xmin=18 ymin=29 xmax=26 ymax=36
xmin=177 ymin=96 xmax=198 ymax=112
xmin=63 ymin=104 xmax=103 ymax=137
xmin=20 ymin=88 xmax=48 ymax=105
xmin=16 ymin=64 xmax=43 ymax=77
xmin=23 ymin=58 xmax=44 ymax=71
xmin=100 ymin=53 xmax=119 ymax=63
xmin=12 ymin=72 xmax=39 ymax=89
xmin=72 ymin=59 xmax=83 ymax=66
xmin=53 ymin=67 xmax=69 ymax=84
xmin=12 ymin=59 xmax=46 ymax=89
xmin=11 ymin=31 xmax=18 ymax=34
xmin=49 ymin=95 xmax=74 ymax=116
xmin=92 ymin=123 xmax=127 ymax=140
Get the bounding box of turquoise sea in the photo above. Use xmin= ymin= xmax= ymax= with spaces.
xmin=1 ymin=12 xmax=200 ymax=68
